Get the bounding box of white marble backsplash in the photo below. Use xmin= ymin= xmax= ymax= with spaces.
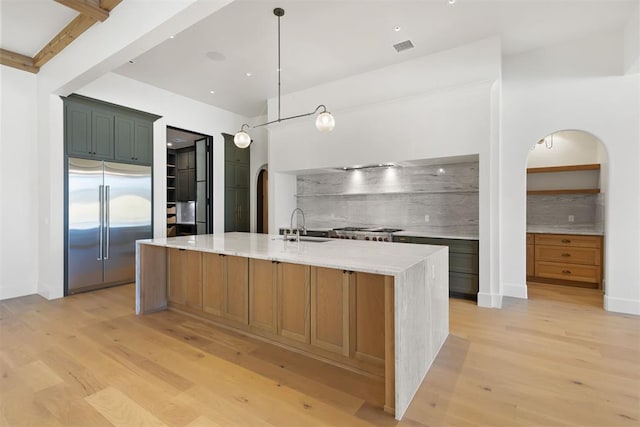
xmin=527 ymin=193 xmax=603 ymax=230
xmin=296 ymin=162 xmax=479 ymax=235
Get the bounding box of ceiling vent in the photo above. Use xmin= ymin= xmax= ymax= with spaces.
xmin=393 ymin=40 xmax=414 ymax=53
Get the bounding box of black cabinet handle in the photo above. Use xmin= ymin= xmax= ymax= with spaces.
xmin=178 ymin=248 xmax=186 ymax=251
xmin=561 ymin=239 xmax=571 ymax=243
xmin=561 ymin=253 xmax=571 ymax=257
xmin=561 ymin=270 xmax=571 ymax=274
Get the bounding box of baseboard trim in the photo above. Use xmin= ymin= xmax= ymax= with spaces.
xmin=0 ymin=284 xmax=37 ymax=300
xmin=503 ymin=282 xmax=528 ymax=299
xmin=477 ymin=292 xmax=502 ymax=308
xmin=604 ymin=295 xmax=640 ymax=315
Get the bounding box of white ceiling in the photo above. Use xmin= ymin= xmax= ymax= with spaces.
xmin=0 ymin=0 xmax=78 ymax=57
xmin=1 ymin=0 xmax=635 ymax=119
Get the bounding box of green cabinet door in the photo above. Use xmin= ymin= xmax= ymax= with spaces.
xmin=225 ymin=188 xmax=237 ymax=231
xmin=177 ymin=169 xmax=190 ymax=201
xmin=114 ymin=115 xmax=135 ymax=162
xmin=66 ymin=102 xmax=92 ymax=157
xmin=115 ymin=116 xmax=152 ymax=164
xmin=92 ymin=110 xmax=114 ymax=159
xmin=133 ymin=120 xmax=153 ymax=165
xmin=236 ymin=188 xmax=250 ymax=232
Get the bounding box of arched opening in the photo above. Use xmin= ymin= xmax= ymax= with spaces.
xmin=256 ymin=167 xmax=269 ymax=233
xmin=525 ymin=130 xmax=608 ymax=307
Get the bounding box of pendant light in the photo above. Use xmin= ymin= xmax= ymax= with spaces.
xmin=233 ymin=7 xmax=335 ymax=148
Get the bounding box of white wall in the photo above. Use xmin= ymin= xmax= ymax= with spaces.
xmin=502 ymin=76 xmax=640 ymax=315
xmin=248 ymin=115 xmax=269 ymax=233
xmin=267 ymin=38 xmax=503 ymax=306
xmin=624 ymin=3 xmax=640 ymax=74
xmin=0 ymin=66 xmax=39 ymax=299
xmin=504 ymin=30 xmax=625 ymax=81
xmin=527 ymin=130 xmax=602 ymax=168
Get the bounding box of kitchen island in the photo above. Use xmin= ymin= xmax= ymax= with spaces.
xmin=135 ymin=232 xmax=448 ymax=420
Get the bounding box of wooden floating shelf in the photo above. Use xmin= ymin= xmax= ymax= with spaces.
xmin=527 ymin=189 xmax=600 ymax=195
xmin=527 ymin=164 xmax=600 ymax=174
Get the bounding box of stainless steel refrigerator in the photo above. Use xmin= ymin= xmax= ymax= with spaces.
xmin=67 ymin=158 xmax=152 ymax=294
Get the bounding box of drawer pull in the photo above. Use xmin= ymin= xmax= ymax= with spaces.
xmin=561 ymin=270 xmax=572 ymax=274
xmin=561 ymin=253 xmax=571 ymax=257
xmin=561 ymin=239 xmax=571 ymax=243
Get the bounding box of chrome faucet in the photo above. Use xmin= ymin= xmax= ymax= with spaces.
xmin=286 ymin=207 xmax=307 ymax=241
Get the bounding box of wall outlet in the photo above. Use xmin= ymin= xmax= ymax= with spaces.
xmin=424 ymin=214 xmax=430 ymax=222
xmin=568 ymin=215 xmax=575 ymax=223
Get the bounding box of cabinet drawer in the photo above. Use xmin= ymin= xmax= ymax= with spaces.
xmin=394 ymin=236 xmax=478 ymax=254
xmin=526 ymin=234 xmax=534 ymax=245
xmin=535 ymin=261 xmax=601 ymax=283
xmin=535 ymin=245 xmax=601 ymax=266
xmin=450 ymin=252 xmax=479 ymax=274
xmin=534 ymin=234 xmax=601 ymax=248
xmin=449 ymin=272 xmax=479 ymax=295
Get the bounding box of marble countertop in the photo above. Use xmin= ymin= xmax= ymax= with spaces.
xmin=527 ymin=225 xmax=604 ymax=236
xmin=138 ymin=232 xmax=446 ymax=276
xmin=392 ymin=230 xmax=479 ymax=240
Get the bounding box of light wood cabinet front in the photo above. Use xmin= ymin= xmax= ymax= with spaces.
xmin=352 ymin=272 xmax=385 ymax=365
xmin=535 ymin=245 xmax=601 ymax=266
xmin=202 ymin=253 xmax=225 ymax=316
xmin=167 ymin=248 xmax=202 ymax=308
xmin=310 ymin=267 xmax=349 ymax=356
xmin=534 ymin=234 xmax=601 ymax=249
xmin=249 ymin=259 xmax=277 ymax=333
xmin=277 ymin=263 xmax=310 ymax=343
xmin=535 ymin=261 xmax=601 ymax=283
xmin=224 ymin=256 xmax=249 ymax=324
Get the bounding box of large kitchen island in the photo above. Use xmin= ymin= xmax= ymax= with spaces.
xmin=135 ymin=232 xmax=448 ymax=420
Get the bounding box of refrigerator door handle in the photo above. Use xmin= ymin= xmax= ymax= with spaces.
xmin=105 ymin=185 xmax=111 ymax=260
xmin=98 ymin=185 xmax=104 ymax=260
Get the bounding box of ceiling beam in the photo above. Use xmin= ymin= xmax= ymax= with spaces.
xmin=54 ymin=0 xmax=109 ymax=22
xmin=0 ymin=49 xmax=39 ymax=73
xmin=33 ymin=14 xmax=97 ymax=68
xmin=100 ymin=0 xmax=122 ymax=11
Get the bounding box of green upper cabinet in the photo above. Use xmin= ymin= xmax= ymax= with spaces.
xmin=64 ymin=95 xmax=157 ymax=165
xmin=114 ymin=116 xmax=153 ymax=165
xmin=66 ymin=102 xmax=93 ymax=157
xmin=92 ymin=110 xmax=114 ymax=159
xmin=66 ymin=102 xmax=114 ymax=159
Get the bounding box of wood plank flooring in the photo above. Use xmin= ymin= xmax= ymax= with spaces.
xmin=1 ymin=283 xmax=638 ymax=426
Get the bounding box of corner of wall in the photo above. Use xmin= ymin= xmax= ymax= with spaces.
xmin=477 ymin=292 xmax=503 ymax=308
xmin=502 ymin=282 xmax=528 ymax=299
xmin=604 ymin=295 xmax=640 ymax=315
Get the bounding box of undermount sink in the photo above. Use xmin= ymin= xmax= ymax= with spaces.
xmin=273 ymin=236 xmax=332 ymax=243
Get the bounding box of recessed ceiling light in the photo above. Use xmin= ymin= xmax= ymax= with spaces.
xmin=246 ymin=72 xmax=252 ymax=77
xmin=448 ymin=0 xmax=456 ymax=4
xmin=209 ymin=90 xmax=215 ymax=94
xmin=393 ymin=26 xmax=401 ymax=32
xmin=128 ymin=60 xmax=135 ymax=64
xmin=169 ymin=35 xmax=175 ymax=39
xmin=167 ymin=142 xmax=173 ymax=147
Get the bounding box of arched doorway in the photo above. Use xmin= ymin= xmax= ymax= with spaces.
xmin=525 ymin=130 xmax=608 ymax=306
xmin=256 ymin=167 xmax=268 ymax=233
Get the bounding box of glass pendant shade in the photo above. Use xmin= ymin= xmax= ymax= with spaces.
xmin=315 ymin=111 xmax=335 ymax=132
xmin=234 ymin=131 xmax=251 ymax=148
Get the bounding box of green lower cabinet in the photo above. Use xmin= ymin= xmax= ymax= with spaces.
xmin=392 ymin=235 xmax=479 ymax=300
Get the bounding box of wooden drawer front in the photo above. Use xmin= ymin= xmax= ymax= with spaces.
xmin=535 ymin=261 xmax=601 ymax=283
xmin=526 ymin=234 xmax=534 ymax=245
xmin=535 ymin=245 xmax=601 ymax=266
xmin=534 ymin=234 xmax=601 ymax=249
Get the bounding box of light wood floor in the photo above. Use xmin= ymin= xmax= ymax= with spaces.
xmin=1 ymin=283 xmax=638 ymax=426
